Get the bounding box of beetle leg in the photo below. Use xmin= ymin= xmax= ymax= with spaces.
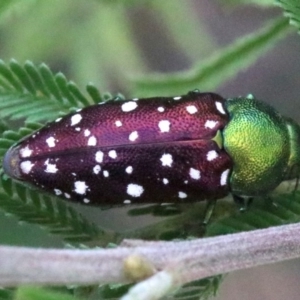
xmin=233 ymin=194 xmax=253 ymax=212
xmin=202 ymin=199 xmax=217 ymax=225
xmin=294 ymin=176 xmax=299 ymax=193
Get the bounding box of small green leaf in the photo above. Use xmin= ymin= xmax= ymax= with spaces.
xmin=86 ymin=83 xmax=102 ymax=104
xmin=167 ymin=276 xmax=223 ymax=300
xmin=55 ymin=73 xmax=78 ymax=107
xmin=0 ymin=287 xmax=13 ymax=300
xmin=24 ymin=61 xmax=51 ymax=97
xmin=0 ymin=176 xmax=13 ymax=197
xmin=276 ymin=0 xmax=300 ymax=32
xmin=0 ymin=60 xmax=103 ymax=122
xmin=206 ymin=192 xmax=300 ymax=237
xmin=9 ymin=59 xmax=36 ymax=94
xmin=1 ymin=130 xmax=22 ymax=141
xmin=0 ymin=179 xmax=102 ymax=244
xmin=18 ymin=127 xmax=35 ymax=137
xmin=39 ymin=63 xmax=64 ymax=103
xmin=15 ymin=286 xmax=76 ymax=300
xmin=0 ymin=60 xmax=23 ymax=92
xmin=67 ymin=81 xmax=91 ymax=106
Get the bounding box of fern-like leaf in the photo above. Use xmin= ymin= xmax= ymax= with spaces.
xmin=0 ymin=60 xmax=104 ymax=123
xmin=97 ymin=275 xmax=223 ymax=300
xmin=0 ymin=288 xmax=13 ymax=300
xmin=0 ymin=122 xmax=40 ymax=156
xmin=276 ymin=0 xmax=300 ymax=32
xmin=206 ymin=191 xmax=300 ymax=237
xmin=0 ymin=178 xmax=101 ymax=243
xmin=168 ymin=276 xmax=223 ymax=300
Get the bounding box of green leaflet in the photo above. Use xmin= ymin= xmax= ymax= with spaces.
xmin=15 ymin=287 xmax=76 ymax=300
xmin=218 ymin=0 xmax=274 ymax=7
xmin=0 ymin=60 xmax=104 ymax=123
xmin=276 ymin=0 xmax=300 ymax=32
xmin=0 ymin=178 xmax=101 ymax=244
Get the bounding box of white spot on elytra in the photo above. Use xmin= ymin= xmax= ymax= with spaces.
xmin=205 ymin=120 xmax=218 ymax=129
xmin=178 ymin=191 xmax=187 ymax=199
xmin=84 ymin=129 xmax=91 ymax=137
xmin=83 ymin=198 xmax=90 ymax=203
xmin=127 ymin=183 xmax=144 ymax=197
xmin=158 ymin=120 xmax=171 ymax=133
xmin=20 ymin=146 xmax=32 ymax=158
xmin=157 ymin=107 xmax=165 ymax=112
xmin=95 ymin=151 xmax=104 ymax=163
xmin=121 ymin=101 xmax=138 ymax=112
xmin=186 ymin=105 xmax=198 ymax=114
xmin=71 ymin=114 xmax=82 ymax=126
xmin=126 ymin=166 xmax=133 ymax=174
xmin=115 ymin=120 xmax=122 ymax=127
xmin=189 ymin=168 xmax=201 ymax=180
xmin=103 ymin=170 xmax=109 ymax=177
xmin=124 ymin=199 xmax=131 ymax=204
xmin=216 ymin=102 xmax=226 ymax=114
xmin=64 ymin=193 xmax=71 ymax=199
xmin=20 ymin=161 xmax=34 ymax=174
xmin=93 ymin=165 xmax=101 ymax=174
xmin=108 ymin=150 xmax=117 ymax=159
xmin=54 ymin=189 xmax=62 ymax=195
xmin=55 ymin=117 xmax=62 ymax=123
xmin=163 ymin=178 xmax=169 ymax=185
xmin=129 ymin=131 xmax=138 ymax=142
xmin=44 ymin=159 xmax=58 ymax=174
xmin=74 ymin=181 xmax=89 ymax=195
xmin=221 ymin=169 xmax=230 ymax=186
xmin=173 ymin=96 xmax=181 ymax=100
xmin=207 ymin=150 xmax=218 ymax=161
xmin=46 ymin=136 xmax=56 ymax=148
xmin=160 ymin=153 xmax=173 ymax=167
xmin=75 ymin=127 xmax=81 ymax=132
xmin=88 ymin=136 xmax=97 ymax=146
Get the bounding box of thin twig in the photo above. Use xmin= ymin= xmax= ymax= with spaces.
xmin=1 ymin=223 xmax=300 ymax=299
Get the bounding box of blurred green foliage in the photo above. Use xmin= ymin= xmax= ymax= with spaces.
xmin=0 ymin=1 xmax=299 ymax=300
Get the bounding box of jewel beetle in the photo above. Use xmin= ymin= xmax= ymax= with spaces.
xmin=3 ymin=91 xmax=300 ymax=207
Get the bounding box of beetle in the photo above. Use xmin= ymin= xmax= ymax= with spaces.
xmin=3 ymin=90 xmax=300 ymax=209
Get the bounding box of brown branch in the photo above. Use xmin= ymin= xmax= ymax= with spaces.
xmin=1 ymin=223 xmax=300 ymax=299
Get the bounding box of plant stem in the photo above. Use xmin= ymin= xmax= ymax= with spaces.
xmin=0 ymin=222 xmax=300 ymax=299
